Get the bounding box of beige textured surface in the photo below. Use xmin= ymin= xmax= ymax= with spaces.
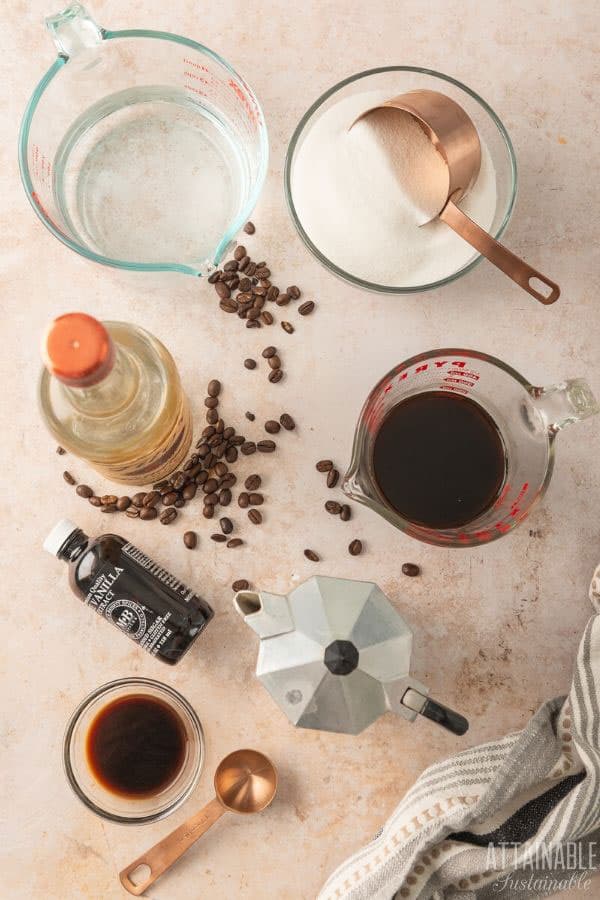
xmin=2 ymin=1 xmax=600 ymax=898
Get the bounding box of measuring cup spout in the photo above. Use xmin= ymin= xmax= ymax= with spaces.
xmin=530 ymin=378 xmax=599 ymax=435
xmin=46 ymin=3 xmax=103 ymax=58
xmin=233 ymin=590 xmax=294 ymax=640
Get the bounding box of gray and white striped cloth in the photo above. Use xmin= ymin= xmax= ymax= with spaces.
xmin=318 ymin=565 xmax=600 ymax=900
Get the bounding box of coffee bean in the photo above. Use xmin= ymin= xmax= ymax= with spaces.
xmin=248 ymin=492 xmax=264 ymax=506
xmin=220 ymin=299 xmax=238 ymax=313
xmin=89 ymin=497 xmax=102 ymax=507
xmin=245 ymin=474 xmax=261 ymax=491
xmin=215 ymin=419 xmax=224 ymax=433
xmin=206 ymin=408 xmax=218 ymax=425
xmin=304 ymin=548 xmax=319 ymax=562
xmin=262 ymin=346 xmax=277 ymax=358
xmin=232 ymin=579 xmax=250 ymax=591
xmin=298 ymin=300 xmax=315 ymax=316
xmin=287 ymin=285 xmax=301 ymax=299
xmin=225 ymin=447 xmax=238 ymax=464
xmin=246 ymin=262 xmax=257 ymax=276
xmin=101 ymin=504 xmax=117 ymax=514
xmin=116 ymin=496 xmax=131 ymax=511
xmin=195 ymin=470 xmax=208 ymax=485
xmin=203 ymin=504 xmax=214 ymax=519
xmin=241 ymin=441 xmax=257 ymax=455
xmin=325 ymin=500 xmax=342 ymax=514
xmin=173 ymin=472 xmax=189 ymax=490
xmin=174 ymin=498 xmax=185 ymax=508
xmin=223 ymin=260 xmax=238 ymax=273
xmin=220 ymin=517 xmax=233 ymax=535
xmin=63 ymin=471 xmax=76 ymax=485
xmin=244 ymin=358 xmax=257 ymax=370
xmin=183 ymin=531 xmax=197 ymax=549
xmin=211 ymin=533 xmax=227 ymax=542
xmin=132 ymin=492 xmax=147 ymax=508
xmin=160 ymin=507 xmax=178 ymax=525
xmin=76 ymin=484 xmax=93 ymax=498
xmin=126 ymin=506 xmax=140 ymax=518
xmin=182 ymin=483 xmax=197 ymax=501
xmin=246 ymin=319 xmax=261 ymax=329
xmin=203 ymin=478 xmax=219 ymax=494
xmin=280 ymin=413 xmax=295 ymax=431
xmin=56 ymin=446 xmax=66 ymax=455
xmin=220 ymin=473 xmax=237 ymax=489
xmin=256 ymin=267 xmax=270 ymax=279
xmin=238 ymin=492 xmax=250 ymax=508
xmin=244 ymin=221 xmax=255 ymax=234
xmin=143 ymin=491 xmax=161 ymax=507
xmin=265 ymin=420 xmax=280 ymax=434
xmin=223 ymin=427 xmax=235 ymax=440
xmin=281 ymin=321 xmax=294 ymax=334
xmin=227 ymin=538 xmax=244 ymax=548
xmin=268 ymin=369 xmax=283 ymax=383
xmin=276 ymin=293 xmax=290 ymax=306
xmin=207 ymin=379 xmax=221 ymax=398
xmin=266 ymin=286 xmax=279 ymax=302
xmin=248 ymin=509 xmax=262 ymax=525
xmin=402 ymin=563 xmax=421 ymax=577
xmin=207 ymin=270 xmax=221 ymax=283
xmin=234 ymin=245 xmax=246 ymax=261
xmin=247 ymin=307 xmax=261 ymax=320
xmin=215 ymin=281 xmax=231 ymax=300
xmin=268 ymin=355 xmax=281 ymax=370
xmin=257 ymin=440 xmax=276 ymax=453
xmin=326 ymin=468 xmax=339 ymax=488
xmin=140 ymin=506 xmax=158 ymax=520
xmin=219 ymin=488 xmax=232 ymax=506
xmin=260 ymin=311 xmax=274 ymax=325
xmin=204 ymin=396 xmax=219 ymax=408
xmin=100 ymin=494 xmax=118 ymax=506
xmin=245 ymin=411 xmax=255 ymax=421
xmin=340 ymin=504 xmax=351 ymax=521
xmin=239 ymin=277 xmax=251 ymax=292
xmin=349 ymin=539 xmax=363 ymax=556
xmin=238 ymin=255 xmax=250 ymax=272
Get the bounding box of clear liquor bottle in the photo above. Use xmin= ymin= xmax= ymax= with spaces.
xmin=39 ymin=313 xmax=192 ymax=484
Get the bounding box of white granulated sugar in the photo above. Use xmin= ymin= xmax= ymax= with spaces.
xmin=291 ymin=91 xmax=498 ymax=286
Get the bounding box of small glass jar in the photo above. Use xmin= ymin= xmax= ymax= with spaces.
xmin=63 ymin=678 xmax=204 ymax=824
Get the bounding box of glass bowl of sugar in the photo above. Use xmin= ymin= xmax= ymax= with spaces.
xmin=285 ymin=67 xmax=517 ymax=293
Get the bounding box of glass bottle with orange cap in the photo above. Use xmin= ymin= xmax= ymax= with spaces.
xmin=39 ymin=313 xmax=193 ymax=484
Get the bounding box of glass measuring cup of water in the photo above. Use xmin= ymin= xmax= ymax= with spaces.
xmin=343 ymin=349 xmax=598 ymax=547
xmin=19 ymin=4 xmax=268 ymax=276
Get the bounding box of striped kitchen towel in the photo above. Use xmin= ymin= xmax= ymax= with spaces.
xmin=318 ymin=565 xmax=600 ymax=900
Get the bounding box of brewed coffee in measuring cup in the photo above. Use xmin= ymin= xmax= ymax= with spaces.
xmin=343 ymin=349 xmax=598 ymax=547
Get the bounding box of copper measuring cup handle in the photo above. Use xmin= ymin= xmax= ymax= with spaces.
xmin=119 ymin=797 xmax=225 ymax=895
xmin=440 ymin=200 xmax=560 ymax=305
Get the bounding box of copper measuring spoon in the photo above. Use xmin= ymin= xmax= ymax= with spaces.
xmin=352 ymin=90 xmax=559 ymax=305
xmin=119 ymin=749 xmax=277 ymax=896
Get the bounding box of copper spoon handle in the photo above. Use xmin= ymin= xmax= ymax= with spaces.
xmin=119 ymin=797 xmax=225 ymax=895
xmin=440 ymin=199 xmax=560 ymax=305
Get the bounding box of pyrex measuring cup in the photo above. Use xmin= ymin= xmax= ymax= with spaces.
xmin=19 ymin=4 xmax=268 ymax=276
xmin=343 ymin=349 xmax=598 ymax=547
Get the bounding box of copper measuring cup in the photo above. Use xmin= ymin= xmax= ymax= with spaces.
xmin=352 ymin=90 xmax=559 ymax=305
xmin=119 ymin=749 xmax=277 ymax=895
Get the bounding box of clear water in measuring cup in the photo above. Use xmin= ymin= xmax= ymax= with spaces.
xmin=53 ymin=87 xmax=246 ymax=268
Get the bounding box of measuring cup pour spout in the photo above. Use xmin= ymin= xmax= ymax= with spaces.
xmin=46 ymin=4 xmax=103 ymax=57
xmin=530 ymin=378 xmax=599 ymax=435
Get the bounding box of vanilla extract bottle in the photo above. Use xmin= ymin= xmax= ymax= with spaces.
xmin=44 ymin=520 xmax=213 ymax=665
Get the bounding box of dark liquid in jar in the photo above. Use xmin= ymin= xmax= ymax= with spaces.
xmin=86 ymin=695 xmax=187 ymax=797
xmin=372 ymin=391 xmax=506 ymax=529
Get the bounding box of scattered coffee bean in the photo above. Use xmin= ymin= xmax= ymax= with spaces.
xmin=215 ymin=281 xmax=231 ymax=300
xmin=244 ymin=358 xmax=257 ymax=370
xmin=227 ymin=538 xmax=244 ymax=548
xmin=116 ymin=496 xmax=131 ymax=511
xmin=402 ymin=563 xmax=421 ymax=577
xmin=174 ymin=498 xmax=185 ymax=508
xmin=207 ymin=270 xmax=221 ymax=283
xmin=245 ymin=411 xmax=255 ymax=421
xmin=276 ymin=293 xmax=290 ymax=306
xmin=262 ymin=345 xmax=277 ymax=358
xmin=203 ymin=504 xmax=214 ymax=519
xmin=234 ymin=245 xmax=246 ymax=261
xmin=325 ymin=500 xmax=342 ymax=514
xmin=248 ymin=492 xmax=264 ymax=506
xmin=63 ymin=471 xmax=76 ymax=485
xmin=298 ymin=300 xmax=315 ymax=316
xmin=182 ymin=483 xmax=197 ymax=501
xmin=280 ymin=413 xmax=295 ymax=431
xmin=204 ymin=396 xmax=219 ymax=409
xmin=281 ymin=320 xmax=294 ymax=333
xmin=220 ymin=299 xmax=238 ymax=313
xmin=101 ymin=504 xmax=117 ymax=514
xmin=211 ymin=533 xmax=227 ymax=542
xmin=268 ymin=369 xmax=284 ymax=383
xmin=219 ymin=488 xmax=232 ymax=506
xmin=245 ymin=474 xmax=261 ymax=491
xmin=340 ymin=504 xmax=351 ymax=521
xmin=183 ymin=531 xmax=197 ymax=549
xmin=232 ymin=579 xmax=250 ymax=591
xmin=76 ymin=484 xmax=93 ymax=498
xmin=207 ymin=379 xmax=221 ymax=398
xmin=140 ymin=506 xmax=158 ymax=520
xmin=349 ymin=539 xmax=363 ymax=556
xmin=265 ymin=419 xmax=280 ymax=434
xmin=304 ymin=548 xmax=319 ymax=562
xmin=56 ymin=446 xmax=66 ymax=455
xmin=287 ymin=285 xmax=301 ymax=299
xmin=160 ymin=507 xmax=178 ymax=525
xmin=143 ymin=491 xmax=161 ymax=507
xmin=126 ymin=506 xmax=140 ymax=518
xmin=326 ymin=468 xmax=339 ymax=488
xmin=132 ymin=492 xmax=147 ymax=507
xmin=220 ymin=517 xmax=233 ymax=535
xmin=206 ymin=408 xmax=218 ymax=424
xmin=238 ymin=492 xmax=250 ymax=508
xmin=241 ymin=441 xmax=257 ymax=455
xmin=89 ymin=496 xmax=102 ymax=507
xmin=260 ymin=311 xmax=274 ymax=325
xmin=257 ymin=440 xmax=276 ymax=453
xmin=101 ymin=494 xmax=118 ymax=506
xmin=248 ymin=509 xmax=262 ymax=525
xmin=243 ymin=221 xmax=255 ymax=234
xmin=267 ymin=355 xmax=281 ymax=370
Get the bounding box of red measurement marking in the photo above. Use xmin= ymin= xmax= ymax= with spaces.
xmin=443 ymin=376 xmax=476 ymax=387
xmin=185 ymin=85 xmax=208 ymax=97
xmin=183 ymin=58 xmax=209 ymax=71
xmin=228 ymin=78 xmax=259 ymax=126
xmin=184 ymin=71 xmax=209 ymax=83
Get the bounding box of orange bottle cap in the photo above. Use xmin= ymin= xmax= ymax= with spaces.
xmin=43 ymin=313 xmax=114 ymax=387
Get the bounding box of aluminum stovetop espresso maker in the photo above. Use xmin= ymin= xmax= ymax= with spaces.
xmin=234 ymin=575 xmax=468 ymax=736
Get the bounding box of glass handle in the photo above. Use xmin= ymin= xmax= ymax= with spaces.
xmin=402 ymin=688 xmax=469 ymax=736
xmin=46 ymin=3 xmax=103 ymax=58
xmin=531 ymin=379 xmax=599 ymax=434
